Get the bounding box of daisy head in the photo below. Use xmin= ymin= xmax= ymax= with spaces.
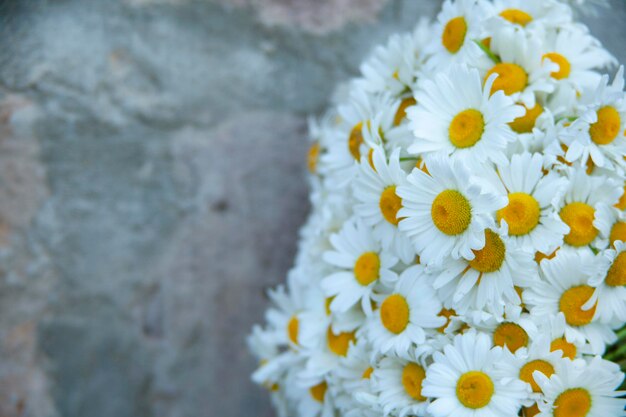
xmin=424 ymin=0 xmax=493 ymax=70
xmin=367 ymin=264 xmax=445 ymax=357
xmin=491 ymin=0 xmax=573 ymax=31
xmin=423 ymin=330 xmax=528 ymax=417
xmin=397 ymin=155 xmax=507 ymax=265
xmin=563 ymin=67 xmax=626 ymax=170
xmin=558 ymin=169 xmax=621 ymax=249
xmin=469 ymin=305 xmax=540 ymax=354
xmin=494 ymin=152 xmax=569 ymax=254
xmin=534 ymin=356 xmax=626 ymax=417
xmin=353 ymin=147 xmax=416 ymax=264
xmin=322 ymin=217 xmax=399 ymax=316
xmin=431 ymin=225 xmax=537 ymax=315
xmin=373 ymin=352 xmax=431 ymax=417
xmin=408 ymin=64 xmax=524 ymax=164
xmin=483 ymin=27 xmax=556 ymax=107
xmin=524 ymin=248 xmax=616 ymax=354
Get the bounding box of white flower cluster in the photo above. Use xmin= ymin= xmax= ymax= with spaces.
xmin=249 ymin=1 xmax=626 ymax=417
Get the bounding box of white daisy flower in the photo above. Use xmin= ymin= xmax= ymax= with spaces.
xmin=493 ymin=152 xmax=569 ymax=254
xmin=353 ymin=147 xmax=416 ymax=264
xmin=321 ymin=217 xmax=399 ymax=315
xmin=535 ymin=312 xmax=595 ymax=359
xmin=541 ymin=26 xmax=614 ymax=93
xmin=408 ymin=64 xmax=524 ymax=164
xmin=557 ymin=169 xmax=621 ymax=249
xmin=423 ymin=330 xmax=528 ymax=417
xmin=563 ymin=67 xmax=626 ymax=170
xmin=367 ymin=264 xmax=446 ymax=357
xmin=524 ymin=248 xmax=616 ymax=354
xmin=469 ymin=305 xmax=540 ymax=354
xmin=424 ymin=0 xmax=493 ymax=71
xmin=320 ymin=89 xmax=396 ymax=189
xmin=373 ymin=352 xmax=431 ymax=417
xmin=496 ymin=333 xmax=569 ymax=400
xmin=534 ymin=356 xmax=626 ymax=417
xmin=491 ymin=0 xmax=574 ymax=30
xmin=432 ymin=225 xmax=537 ymax=315
xmin=287 ymin=372 xmax=336 ymax=417
xmin=483 ymin=26 xmax=556 ymax=107
xmin=587 ymin=240 xmax=626 ymax=324
xmin=397 ymin=155 xmax=507 ymax=265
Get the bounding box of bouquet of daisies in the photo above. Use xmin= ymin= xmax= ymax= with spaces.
xmin=248 ymin=1 xmax=626 ymax=416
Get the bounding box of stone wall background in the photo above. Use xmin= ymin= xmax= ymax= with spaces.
xmin=0 ymin=1 xmax=624 ymax=416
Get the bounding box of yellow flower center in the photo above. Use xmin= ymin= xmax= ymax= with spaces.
xmin=560 ymin=202 xmax=598 ymax=247
xmin=497 ymin=192 xmax=541 ymax=236
xmin=287 ymin=316 xmax=299 ymax=345
xmin=519 ymin=360 xmax=555 ymax=393
xmin=559 ymin=285 xmax=597 ymax=326
xmin=554 ymin=388 xmax=592 ymax=417
xmin=524 ymin=403 xmax=541 ymax=417
xmin=469 ymin=230 xmax=506 ymax=273
xmin=456 ymin=371 xmax=494 ymax=409
xmin=327 ymin=327 xmax=355 ymax=357
xmin=402 ymin=363 xmax=427 ymax=401
xmin=431 ymin=190 xmax=472 ymax=235
xmin=610 ymin=221 xmax=626 ymax=247
xmin=310 ymin=381 xmax=328 ymax=403
xmin=362 ymin=366 xmax=374 ymax=379
xmin=493 ymin=322 xmax=529 ymax=353
xmin=535 ymin=248 xmax=559 ymax=264
xmin=354 ymin=252 xmax=380 ymax=286
xmin=437 ymin=308 xmax=457 ymax=333
xmin=349 ymin=122 xmax=364 ymax=160
xmin=380 ymin=186 xmax=403 ymax=226
xmin=606 ymin=252 xmax=626 ymax=287
xmin=394 ymin=97 xmax=416 ymax=126
xmin=449 ymin=109 xmax=485 ymax=148
xmin=380 ymin=294 xmax=410 ymax=334
xmin=509 ymin=103 xmax=543 ymax=134
xmin=543 ymin=53 xmax=571 ymax=80
xmin=308 ymin=142 xmax=320 ymax=173
xmin=499 ymin=9 xmax=533 ymax=26
xmin=442 ymin=16 xmax=468 ymax=53
xmin=486 ymin=63 xmax=528 ymax=96
xmin=590 ymin=106 xmax=621 ymax=145
xmin=325 ymin=297 xmax=333 ymax=315
xmin=550 ymin=337 xmax=578 ymax=360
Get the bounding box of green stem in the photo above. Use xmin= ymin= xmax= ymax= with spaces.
xmin=473 ymin=40 xmax=500 ymax=64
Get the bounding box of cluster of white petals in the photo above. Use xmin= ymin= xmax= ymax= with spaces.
xmin=249 ymin=1 xmax=626 ymax=417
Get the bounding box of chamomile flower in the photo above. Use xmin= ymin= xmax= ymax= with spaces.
xmin=563 ymin=67 xmax=626 ymax=170
xmin=423 ymin=330 xmax=528 ymax=417
xmin=491 ymin=0 xmax=574 ymax=30
xmin=484 ymin=27 xmax=556 ymax=107
xmin=424 ymin=0 xmax=493 ymax=71
xmin=541 ymin=26 xmax=614 ymax=93
xmin=353 ymin=147 xmax=415 ymax=264
xmin=321 ymin=217 xmax=399 ymax=315
xmin=373 ymin=352 xmax=431 ymax=417
xmin=432 ymin=225 xmax=537 ymax=315
xmin=524 ymin=248 xmax=616 ymax=354
xmin=408 ymin=64 xmax=524 ymax=164
xmin=321 ymin=90 xmax=395 ymax=189
xmin=333 ymin=340 xmax=378 ymax=411
xmin=534 ymin=356 xmax=626 ymax=417
xmin=557 ymin=169 xmax=621 ymax=249
xmin=493 ymin=152 xmax=570 ymax=254
xmin=397 ymin=155 xmax=507 ymax=265
xmin=535 ymin=312 xmax=595 ymax=359
xmin=587 ymin=240 xmax=626 ymax=323
xmin=367 ymin=265 xmax=446 ymax=357
xmin=469 ymin=305 xmax=540 ymax=354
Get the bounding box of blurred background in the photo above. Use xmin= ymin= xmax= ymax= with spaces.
xmin=0 ymin=0 xmax=625 ymax=416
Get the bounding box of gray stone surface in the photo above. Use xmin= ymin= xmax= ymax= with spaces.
xmin=0 ymin=0 xmax=624 ymax=416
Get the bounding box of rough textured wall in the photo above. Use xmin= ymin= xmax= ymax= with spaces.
xmin=0 ymin=1 xmax=624 ymax=416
